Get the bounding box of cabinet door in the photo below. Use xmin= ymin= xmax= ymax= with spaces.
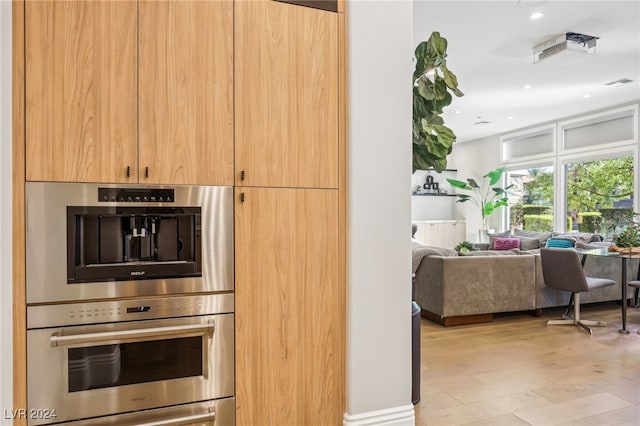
xmin=25 ymin=0 xmax=137 ymax=183
xmin=235 ymin=188 xmax=341 ymax=425
xmin=139 ymin=0 xmax=234 ymax=185
xmin=235 ymin=0 xmax=339 ymax=188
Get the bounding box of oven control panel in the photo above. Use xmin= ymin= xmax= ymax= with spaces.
xmin=98 ymin=187 xmax=175 ymax=203
xmin=27 ymin=293 xmax=234 ymax=329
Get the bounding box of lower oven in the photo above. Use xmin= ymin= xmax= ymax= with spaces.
xmin=26 ymin=294 xmax=234 ymax=426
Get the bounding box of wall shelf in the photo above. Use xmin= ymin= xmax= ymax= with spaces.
xmin=412 ymin=193 xmax=457 ymax=197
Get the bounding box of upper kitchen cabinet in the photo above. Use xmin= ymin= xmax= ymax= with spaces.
xmin=24 ymin=0 xmax=233 ymax=185
xmin=25 ymin=0 xmax=137 ymax=183
xmin=139 ymin=0 xmax=234 ymax=185
xmin=235 ymin=0 xmax=339 ymax=188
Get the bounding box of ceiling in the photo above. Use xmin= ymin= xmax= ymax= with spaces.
xmin=413 ymin=0 xmax=640 ymax=143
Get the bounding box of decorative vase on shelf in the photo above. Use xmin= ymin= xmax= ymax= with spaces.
xmin=477 ymin=228 xmax=494 ymax=244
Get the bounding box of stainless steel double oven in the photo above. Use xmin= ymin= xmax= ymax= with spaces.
xmin=25 ymin=182 xmax=235 ymax=425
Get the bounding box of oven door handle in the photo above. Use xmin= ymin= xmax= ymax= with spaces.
xmin=136 ymin=409 xmax=215 ymax=426
xmin=50 ymin=321 xmax=215 ymax=347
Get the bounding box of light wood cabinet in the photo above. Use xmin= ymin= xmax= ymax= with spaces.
xmin=25 ymin=0 xmax=234 ymax=185
xmin=139 ymin=0 xmax=233 ymax=185
xmin=414 ymin=220 xmax=466 ymax=249
xmin=25 ymin=0 xmax=137 ymax=183
xmin=235 ymin=0 xmax=339 ymax=188
xmin=235 ymin=187 xmax=341 ymax=425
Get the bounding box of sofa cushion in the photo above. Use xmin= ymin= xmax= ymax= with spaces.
xmin=518 ymin=236 xmax=540 ymax=250
xmin=411 ymin=241 xmax=458 ymax=273
xmin=459 ymin=249 xmax=521 ymax=256
xmin=552 ymin=232 xmax=603 ymax=243
xmin=574 ymin=240 xmax=612 ymax=250
xmin=494 ymin=237 xmax=520 ymax=250
xmin=512 ymin=229 xmax=553 ymax=246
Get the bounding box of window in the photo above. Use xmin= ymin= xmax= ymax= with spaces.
xmin=564 ymin=156 xmax=634 ymax=238
xmin=507 ymin=167 xmax=554 ymax=231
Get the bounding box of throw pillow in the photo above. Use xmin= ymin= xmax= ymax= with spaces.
xmin=488 ymin=230 xmax=512 ymax=249
xmin=513 ymin=229 xmax=553 ymax=246
xmin=494 ymin=237 xmax=521 ymax=250
xmin=518 ymin=236 xmax=540 ymax=250
xmin=545 ymin=238 xmax=574 ymax=248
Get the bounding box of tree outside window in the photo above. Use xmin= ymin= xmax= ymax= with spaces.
xmin=507 ymin=168 xmax=554 ymax=232
xmin=564 ymin=156 xmax=634 ymax=237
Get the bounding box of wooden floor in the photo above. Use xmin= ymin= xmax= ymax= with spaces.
xmin=415 ymin=302 xmax=640 ymax=426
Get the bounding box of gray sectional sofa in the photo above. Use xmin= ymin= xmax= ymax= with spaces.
xmin=413 ymin=233 xmax=638 ymax=326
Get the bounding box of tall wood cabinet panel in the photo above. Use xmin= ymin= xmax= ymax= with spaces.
xmin=139 ymin=0 xmax=234 ymax=185
xmin=25 ymin=0 xmax=137 ymax=183
xmin=235 ymin=0 xmax=339 ymax=188
xmin=235 ymin=187 xmax=341 ymax=425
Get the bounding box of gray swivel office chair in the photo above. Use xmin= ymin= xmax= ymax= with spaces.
xmin=540 ymin=248 xmax=616 ymax=334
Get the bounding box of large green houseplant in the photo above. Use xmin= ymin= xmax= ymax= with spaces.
xmin=446 ymin=167 xmax=511 ymax=231
xmin=413 ymin=32 xmax=464 ymax=173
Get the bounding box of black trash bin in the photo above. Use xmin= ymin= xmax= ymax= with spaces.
xmin=412 ymin=274 xmax=421 ymax=405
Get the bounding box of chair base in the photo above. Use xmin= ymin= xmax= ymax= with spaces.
xmin=546 ymin=318 xmax=607 ymax=335
xmin=546 ymin=293 xmax=607 ymax=335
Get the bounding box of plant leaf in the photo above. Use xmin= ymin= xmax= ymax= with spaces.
xmin=431 ymin=158 xmax=448 ymax=173
xmin=417 ymin=77 xmax=435 ymax=100
xmin=485 ymin=167 xmax=505 ymax=185
xmin=467 ymin=178 xmax=480 ymax=189
xmin=428 ymin=32 xmax=447 ymax=57
xmin=441 ymin=65 xmax=460 ymax=92
xmin=446 ymin=178 xmax=470 ymax=189
xmin=483 ymin=203 xmax=495 ymax=216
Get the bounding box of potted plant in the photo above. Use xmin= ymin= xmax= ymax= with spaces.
xmin=611 ymin=213 xmax=640 ymax=253
xmin=413 ymin=32 xmax=463 ymax=173
xmin=454 ymin=240 xmax=474 ymax=253
xmin=446 ymin=167 xmax=512 ymax=240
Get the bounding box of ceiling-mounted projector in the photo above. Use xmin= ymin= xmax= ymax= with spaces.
xmin=532 ymin=32 xmax=598 ymax=63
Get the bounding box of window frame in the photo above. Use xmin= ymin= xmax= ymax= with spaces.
xmin=500 ymin=103 xmax=639 ymax=234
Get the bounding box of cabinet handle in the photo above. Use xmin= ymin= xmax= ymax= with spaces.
xmin=240 ymin=192 xmax=245 ymax=203
xmin=240 ymin=170 xmax=246 ymax=181
xmin=126 ymin=166 xmax=130 ymax=178
xmin=145 ymin=167 xmax=149 ymax=178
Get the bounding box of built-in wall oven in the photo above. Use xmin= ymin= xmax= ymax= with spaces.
xmin=25 ymin=182 xmax=235 ymax=425
xmin=27 ymin=294 xmax=235 ymax=425
xmin=25 ymin=182 xmax=233 ymax=304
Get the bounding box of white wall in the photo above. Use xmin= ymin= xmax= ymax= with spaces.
xmin=448 ymin=136 xmax=502 ymax=240
xmin=0 ymin=0 xmax=13 ymax=422
xmin=345 ymin=1 xmax=414 ymax=425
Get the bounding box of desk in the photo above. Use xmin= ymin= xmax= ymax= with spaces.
xmin=575 ymin=248 xmax=638 ymax=334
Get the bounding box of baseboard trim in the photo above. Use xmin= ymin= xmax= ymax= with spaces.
xmin=421 ymin=309 xmax=493 ymax=326
xmin=343 ymin=404 xmax=415 ymax=426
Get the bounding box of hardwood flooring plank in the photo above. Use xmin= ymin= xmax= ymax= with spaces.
xmin=417 ymin=304 xmax=640 ymax=425
xmin=514 ymin=393 xmax=631 ymax=425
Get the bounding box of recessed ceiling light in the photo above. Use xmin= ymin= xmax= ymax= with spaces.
xmin=455 ymin=110 xmax=461 ymax=114
xmin=583 ymin=94 xmax=591 ymax=98
xmin=507 ymin=116 xmax=514 ymax=120
xmin=529 ymin=12 xmax=544 ymax=20
xmin=523 ymin=85 xmax=532 ymax=90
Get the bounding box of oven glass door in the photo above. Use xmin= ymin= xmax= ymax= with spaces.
xmin=27 ymin=315 xmax=234 ymax=426
xmin=68 ymin=336 xmax=203 ymax=392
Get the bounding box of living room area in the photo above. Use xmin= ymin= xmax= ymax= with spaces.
xmin=412 ymin=1 xmax=640 ymax=424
